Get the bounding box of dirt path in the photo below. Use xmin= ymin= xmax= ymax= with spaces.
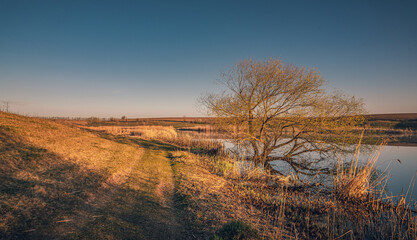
xmin=0 ymin=113 xmax=194 ymax=239
xmin=53 ymin=140 xmax=186 ymax=239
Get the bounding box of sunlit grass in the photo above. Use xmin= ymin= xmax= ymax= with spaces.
xmin=170 ymin=135 xmax=417 ymax=239
xmin=2 ymin=111 xmax=416 ymax=239
xmin=79 ymin=121 xmax=417 ymax=239
xmin=87 ymin=125 xmax=224 ymax=154
xmin=0 ymin=112 xmax=143 ymax=175
xmin=0 ymin=111 xmax=146 ymax=238
xmin=332 ymin=134 xmax=387 ymax=201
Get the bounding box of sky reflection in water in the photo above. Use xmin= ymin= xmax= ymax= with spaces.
xmin=223 ymin=140 xmax=417 ymax=202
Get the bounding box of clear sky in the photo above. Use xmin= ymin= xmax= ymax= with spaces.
xmin=1 ymin=0 xmax=416 ymax=117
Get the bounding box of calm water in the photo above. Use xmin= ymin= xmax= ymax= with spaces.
xmin=187 ymin=131 xmax=417 ymax=202
xmin=376 ymin=145 xmax=417 ymax=201
xmin=222 ymin=140 xmax=417 ymax=202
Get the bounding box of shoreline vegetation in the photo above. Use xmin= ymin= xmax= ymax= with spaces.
xmin=86 ymin=123 xmax=417 ymax=239
xmin=1 ymin=111 xmax=417 ymax=239
xmin=75 ymin=117 xmax=417 ymax=147
xmin=49 ymin=113 xmax=417 ymax=146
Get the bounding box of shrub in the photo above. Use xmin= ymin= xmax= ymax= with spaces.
xmin=213 ymin=220 xmax=259 ymax=240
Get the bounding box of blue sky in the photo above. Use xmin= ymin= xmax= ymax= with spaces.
xmin=1 ymin=0 xmax=416 ymax=117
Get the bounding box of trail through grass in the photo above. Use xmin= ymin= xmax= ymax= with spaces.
xmin=67 ymin=147 xmax=183 ymax=240
xmin=0 ymin=112 xmax=188 ymax=239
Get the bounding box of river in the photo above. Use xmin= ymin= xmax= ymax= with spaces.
xmin=226 ymin=141 xmax=417 ymax=202
xmin=183 ymin=131 xmax=417 ymax=203
xmin=376 ymin=145 xmax=417 ymax=201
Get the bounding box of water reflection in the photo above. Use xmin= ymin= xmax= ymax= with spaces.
xmin=184 ymin=130 xmax=417 ymax=202
xmin=227 ymin=141 xmax=417 ymax=202
xmin=377 ymin=146 xmax=417 ymax=201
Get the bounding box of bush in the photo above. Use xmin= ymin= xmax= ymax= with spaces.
xmin=213 ymin=220 xmax=259 ymax=240
xmin=87 ymin=117 xmax=101 ymax=126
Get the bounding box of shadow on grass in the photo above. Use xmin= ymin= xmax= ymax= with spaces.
xmin=83 ymin=128 xmax=183 ymax=152
xmin=0 ymin=129 xmax=183 ymax=239
xmin=0 ymin=129 xmax=106 ymax=239
xmin=76 ymin=185 xmax=181 ymax=240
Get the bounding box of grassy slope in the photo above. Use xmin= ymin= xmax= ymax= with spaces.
xmin=171 ymin=149 xmax=417 ymax=239
xmin=172 ymin=151 xmax=296 ymax=239
xmin=5 ymin=111 xmax=416 ymax=239
xmin=171 ymin=152 xmax=282 ymax=239
xmin=0 ymin=112 xmax=188 ymax=239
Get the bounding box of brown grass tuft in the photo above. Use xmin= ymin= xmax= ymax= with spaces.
xmin=333 ymin=140 xmax=385 ymax=201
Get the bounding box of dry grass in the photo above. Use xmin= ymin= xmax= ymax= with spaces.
xmin=87 ymin=125 xmax=178 ymax=140
xmin=171 ymin=150 xmax=293 ymax=239
xmin=0 ymin=112 xmax=143 ymax=175
xmin=4 ymin=111 xmax=415 ymax=239
xmin=171 ymin=143 xmax=417 ymax=239
xmin=0 ymin=111 xmax=153 ymax=238
xmin=84 ymin=122 xmax=417 ymax=239
xmin=86 ymin=125 xmax=225 ymax=155
xmin=333 ymin=136 xmax=386 ymax=201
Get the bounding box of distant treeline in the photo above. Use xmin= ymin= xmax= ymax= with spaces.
xmin=42 ymin=113 xmax=417 ymax=131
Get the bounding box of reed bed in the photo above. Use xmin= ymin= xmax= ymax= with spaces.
xmin=332 ymin=137 xmax=386 ymax=201
xmin=88 ymin=124 xmax=417 ymax=239
xmin=172 ymin=140 xmax=417 ymax=239
xmin=86 ymin=125 xmax=225 ymax=155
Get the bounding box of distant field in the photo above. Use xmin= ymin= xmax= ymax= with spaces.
xmin=68 ymin=113 xmax=417 ymax=125
xmin=64 ymin=117 xmax=216 ymax=129
xmin=56 ymin=113 xmax=417 ymax=145
xmin=364 ymin=113 xmax=417 ymax=133
xmin=366 ymin=113 xmax=417 ymax=121
xmin=75 ymin=113 xmax=416 ymax=128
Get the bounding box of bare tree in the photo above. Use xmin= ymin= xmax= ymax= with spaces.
xmin=200 ymin=59 xmax=366 ymax=177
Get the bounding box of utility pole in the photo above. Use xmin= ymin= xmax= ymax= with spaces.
xmin=2 ymin=101 xmax=10 ymax=112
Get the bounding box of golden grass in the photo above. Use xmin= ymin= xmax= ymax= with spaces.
xmin=333 ymin=137 xmax=386 ymax=201
xmin=86 ymin=125 xmax=225 ymax=154
xmin=172 ymin=143 xmax=417 ymax=239
xmin=83 ymin=121 xmax=417 ymax=239
xmin=87 ymin=125 xmax=178 ymax=141
xmin=0 ymin=111 xmax=147 ymax=238
xmin=171 ymin=150 xmax=292 ymax=239
xmin=0 ymin=112 xmax=143 ymax=175
xmin=4 ymin=111 xmax=414 ymax=239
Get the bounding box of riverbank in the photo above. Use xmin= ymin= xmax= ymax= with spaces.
xmin=2 ymin=111 xmax=417 ymax=239
xmin=88 ymin=124 xmax=417 ymax=239
xmin=171 ymin=147 xmax=417 ymax=239
xmin=0 ymin=112 xmax=195 ymax=239
xmin=65 ymin=113 xmax=417 ymax=146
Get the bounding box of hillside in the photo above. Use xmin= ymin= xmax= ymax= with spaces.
xmin=2 ymin=111 xmax=417 ymax=239
xmin=0 ymin=111 xmax=186 ymax=239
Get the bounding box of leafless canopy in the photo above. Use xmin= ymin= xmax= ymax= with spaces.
xmin=200 ymin=59 xmax=366 ymax=176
